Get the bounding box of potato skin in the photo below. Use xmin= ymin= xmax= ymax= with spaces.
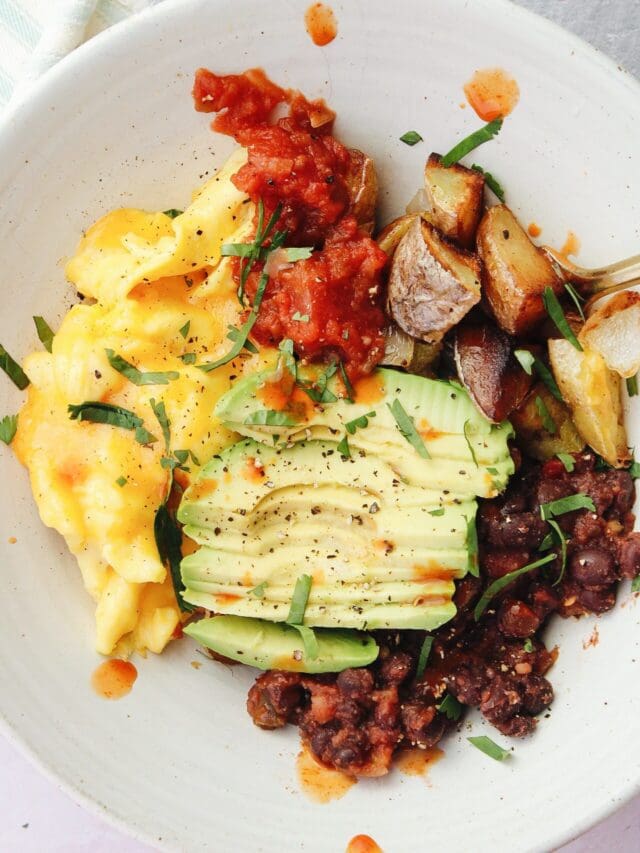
xmin=510 ymin=383 xmax=584 ymax=461
xmin=345 ymin=149 xmax=378 ymax=235
xmin=387 ymin=218 xmax=481 ymax=344
xmin=424 ymin=153 xmax=485 ymax=249
xmin=477 ymin=205 xmax=563 ymax=336
xmin=579 ymin=290 xmax=640 ymax=379
xmin=376 ymin=214 xmax=418 ymax=256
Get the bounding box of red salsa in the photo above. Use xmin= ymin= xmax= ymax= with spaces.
xmin=193 ymin=68 xmax=387 ymax=381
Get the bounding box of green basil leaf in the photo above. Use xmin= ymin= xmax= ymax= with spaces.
xmin=337 ymin=435 xmax=351 ymax=458
xmin=463 ymin=420 xmax=479 ymax=467
xmin=415 ymin=635 xmax=433 ymax=680
xmin=441 ymin=118 xmax=503 ymax=167
xmin=547 ymin=518 xmax=568 ymax=585
xmin=387 ymin=399 xmax=430 ymax=459
xmin=338 ymin=361 xmax=355 ymax=403
xmin=115 ymin=476 xmax=128 ymax=487
xmin=291 ymin=624 xmax=319 ymax=660
xmin=631 ymin=575 xmax=640 ymax=594
xmin=523 ymin=638 xmax=534 ymax=653
xmin=466 ymin=516 xmax=479 ymax=577
xmin=344 ymin=411 xmax=376 ymax=435
xmin=284 ymin=247 xmax=313 ymax=262
xmin=437 ymin=693 xmax=463 ymax=721
xmin=556 ymin=453 xmax=576 ymax=472
xmin=626 ymin=374 xmax=639 ymax=398
xmin=0 ymin=344 xmax=30 ymax=390
xmin=286 ymin=574 xmax=313 ymax=625
xmin=149 ymin=398 xmax=171 ymax=450
xmin=68 ymin=402 xmax=157 ymax=446
xmin=468 ymin=735 xmax=511 ymax=761
xmin=249 ymin=582 xmax=267 ymax=598
xmin=0 ymin=414 xmax=18 ymax=445
xmin=163 ymin=209 xmax=183 ymax=219
xmin=535 ymin=394 xmax=557 ymax=434
xmin=474 ymin=553 xmax=557 ymax=621
xmin=515 ymin=349 xmax=562 ymax=400
xmin=542 ymin=287 xmax=583 ymax=351
xmin=514 ymin=349 xmax=535 ymax=375
xmin=106 ymin=349 xmax=179 ymax=386
xmin=244 ymin=409 xmax=298 ymax=427
xmin=428 ymin=507 xmax=445 ymax=517
xmin=180 ymin=352 xmax=197 ymax=365
xmin=399 ymin=130 xmax=423 ymax=146
xmin=33 ymin=316 xmax=55 ymax=352
xmin=154 ymin=501 xmax=192 ymax=612
xmin=179 ymin=321 xmax=191 ymax=339
xmin=564 ymin=282 xmax=585 ymax=321
xmin=470 ymin=164 xmax=505 ymax=201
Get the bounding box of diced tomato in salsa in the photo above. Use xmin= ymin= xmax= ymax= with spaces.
xmin=193 ymin=67 xmax=387 ymax=381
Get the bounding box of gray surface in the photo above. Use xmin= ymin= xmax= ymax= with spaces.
xmin=515 ymin=0 xmax=639 ymax=78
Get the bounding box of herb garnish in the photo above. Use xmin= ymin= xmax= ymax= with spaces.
xmin=514 ymin=349 xmax=562 ymax=401
xmin=284 ymin=247 xmax=314 ymax=262
xmin=298 ymin=362 xmax=339 ymax=404
xmin=68 ymin=401 xmax=157 ymax=445
xmin=33 ymin=316 xmax=54 ymax=352
xmin=387 ymin=399 xmax=430 ymax=458
xmin=0 ymin=414 xmax=18 ymax=445
xmin=198 ymin=271 xmax=269 ymax=372
xmin=179 ymin=321 xmax=190 ymax=339
xmin=338 ymin=361 xmax=355 ymax=402
xmin=523 ymin=638 xmax=534 ymax=653
xmin=415 ymin=635 xmax=433 ymax=680
xmin=337 ymin=435 xmax=351 ymax=458
xmin=542 ymin=287 xmax=583 ymax=351
xmin=463 ymin=420 xmax=479 ymax=467
xmin=345 ymin=411 xmax=376 ymax=435
xmin=437 ymin=693 xmax=463 ymax=721
xmin=468 ymin=735 xmax=511 ymax=762
xmin=292 ymin=311 xmax=310 ymax=323
xmin=535 ymin=395 xmax=556 ymax=434
xmin=105 ymin=349 xmax=179 ymax=386
xmin=115 ymin=476 xmax=128 ymax=487
xmin=226 ymin=325 xmax=259 ymax=355
xmin=180 ymin=352 xmax=197 ymax=365
xmin=287 ymin=574 xmax=313 ymax=625
xmin=556 ymin=452 xmax=575 ymax=472
xmin=466 ymin=516 xmax=479 ymax=577
xmin=249 ymin=582 xmax=267 ymax=598
xmin=149 ymin=398 xmax=171 ymax=449
xmin=163 ymin=209 xmax=183 ymax=219
xmin=632 ymin=576 xmax=640 ymax=594
xmin=564 ymin=283 xmax=585 ymax=321
xmin=539 ymin=492 xmax=595 ymax=520
xmin=627 ymin=374 xmax=639 ymax=398
xmin=473 ymin=552 xmax=557 ymax=621
xmin=244 ymin=409 xmax=298 ymax=427
xmin=428 ymin=507 xmax=445 ymax=517
xmin=471 ymin=164 xmax=505 ymax=201
xmin=0 ymin=344 xmax=29 ymax=390
xmin=441 ymin=118 xmax=503 ymax=167
xmin=221 ymin=199 xmax=284 ymax=305
xmin=546 ymin=518 xmax=568 ymax=585
xmin=400 ymin=130 xmax=423 ymax=146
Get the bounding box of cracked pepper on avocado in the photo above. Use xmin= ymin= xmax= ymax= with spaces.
xmin=3 ymin=67 xmax=640 ymax=776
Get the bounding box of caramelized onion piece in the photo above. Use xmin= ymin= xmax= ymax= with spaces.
xmin=454 ymin=323 xmax=532 ymax=422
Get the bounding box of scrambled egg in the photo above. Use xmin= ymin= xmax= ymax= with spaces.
xmin=14 ymin=148 xmax=268 ymax=657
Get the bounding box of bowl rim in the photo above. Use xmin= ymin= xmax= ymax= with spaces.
xmin=1 ymin=0 xmax=639 ymax=850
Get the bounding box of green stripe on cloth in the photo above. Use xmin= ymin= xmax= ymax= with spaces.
xmin=0 ymin=64 xmax=14 ymax=105
xmin=0 ymin=0 xmax=42 ymax=49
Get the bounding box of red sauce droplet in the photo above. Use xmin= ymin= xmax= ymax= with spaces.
xmin=395 ymin=745 xmax=444 ymax=776
xmin=305 ymin=3 xmax=338 ymax=46
xmin=527 ymin=222 xmax=542 ymax=238
xmin=560 ymin=230 xmax=580 ymax=257
xmin=91 ymin=659 xmax=137 ymax=700
xmin=297 ymin=745 xmax=356 ymax=802
xmin=346 ymin=835 xmax=383 ymax=853
xmin=463 ymin=68 xmax=520 ymax=121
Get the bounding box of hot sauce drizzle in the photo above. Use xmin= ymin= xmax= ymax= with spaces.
xmin=305 ymin=3 xmax=338 ymax=46
xmin=297 ymin=744 xmax=356 ymax=802
xmin=464 ymin=68 xmax=520 ymax=121
xmin=91 ymin=659 xmax=137 ymax=699
xmin=346 ymin=835 xmax=383 ymax=853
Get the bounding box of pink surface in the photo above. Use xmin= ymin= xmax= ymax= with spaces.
xmin=1 ymin=732 xmax=639 ymax=851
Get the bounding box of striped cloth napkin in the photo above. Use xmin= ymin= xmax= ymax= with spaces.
xmin=0 ymin=0 xmax=161 ymax=107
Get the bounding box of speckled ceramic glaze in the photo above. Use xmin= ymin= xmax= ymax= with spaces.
xmin=0 ymin=0 xmax=638 ymax=850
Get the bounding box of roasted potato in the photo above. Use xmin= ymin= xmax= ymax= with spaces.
xmin=454 ymin=323 xmax=532 ymax=422
xmin=345 ymin=149 xmax=378 ymax=235
xmin=376 ymin=213 xmax=418 ymax=256
xmin=548 ymin=338 xmax=630 ymax=468
xmin=477 ymin=205 xmax=563 ymax=336
xmin=579 ymin=290 xmax=640 ymax=379
xmin=511 ymin=383 xmax=584 ymax=461
xmin=387 ymin=218 xmax=482 ymax=343
xmin=382 ymin=324 xmax=441 ymax=375
xmin=424 ymin=153 xmax=485 ymax=249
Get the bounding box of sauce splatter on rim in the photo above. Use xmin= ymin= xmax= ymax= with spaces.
xmin=346 ymin=835 xmax=383 ymax=853
xmin=305 ymin=3 xmax=338 ymax=46
xmin=560 ymin=230 xmax=581 ymax=257
xmin=528 ymin=222 xmax=542 ymax=238
xmin=92 ymin=659 xmax=137 ymax=699
xmin=395 ymin=745 xmax=444 ymax=776
xmin=464 ymin=68 xmax=520 ymax=121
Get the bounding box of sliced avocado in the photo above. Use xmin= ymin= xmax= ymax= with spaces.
xmin=178 ymin=438 xmax=467 ymax=630
xmin=215 ymin=366 xmax=514 ymax=498
xmin=184 ymin=615 xmax=379 ymax=673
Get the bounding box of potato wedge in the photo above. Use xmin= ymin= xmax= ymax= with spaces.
xmin=548 ymin=338 xmax=630 ymax=467
xmin=345 ymin=149 xmax=378 ymax=235
xmin=424 ymin=153 xmax=485 ymax=249
xmin=376 ymin=213 xmax=418 ymax=256
xmin=382 ymin=324 xmax=442 ymax=375
xmin=387 ymin=218 xmax=482 ymax=343
xmin=579 ymin=290 xmax=640 ymax=379
xmin=454 ymin=323 xmax=532 ymax=422
xmin=477 ymin=205 xmax=563 ymax=336
xmin=511 ymin=383 xmax=584 ymax=461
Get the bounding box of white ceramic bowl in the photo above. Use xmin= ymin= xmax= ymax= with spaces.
xmin=1 ymin=1 xmax=639 ymax=850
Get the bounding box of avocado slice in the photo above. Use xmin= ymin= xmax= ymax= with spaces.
xmin=214 ymin=366 xmax=514 ymax=498
xmin=178 ymin=438 xmax=466 ymax=630
xmin=184 ymin=615 xmax=379 ymax=673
